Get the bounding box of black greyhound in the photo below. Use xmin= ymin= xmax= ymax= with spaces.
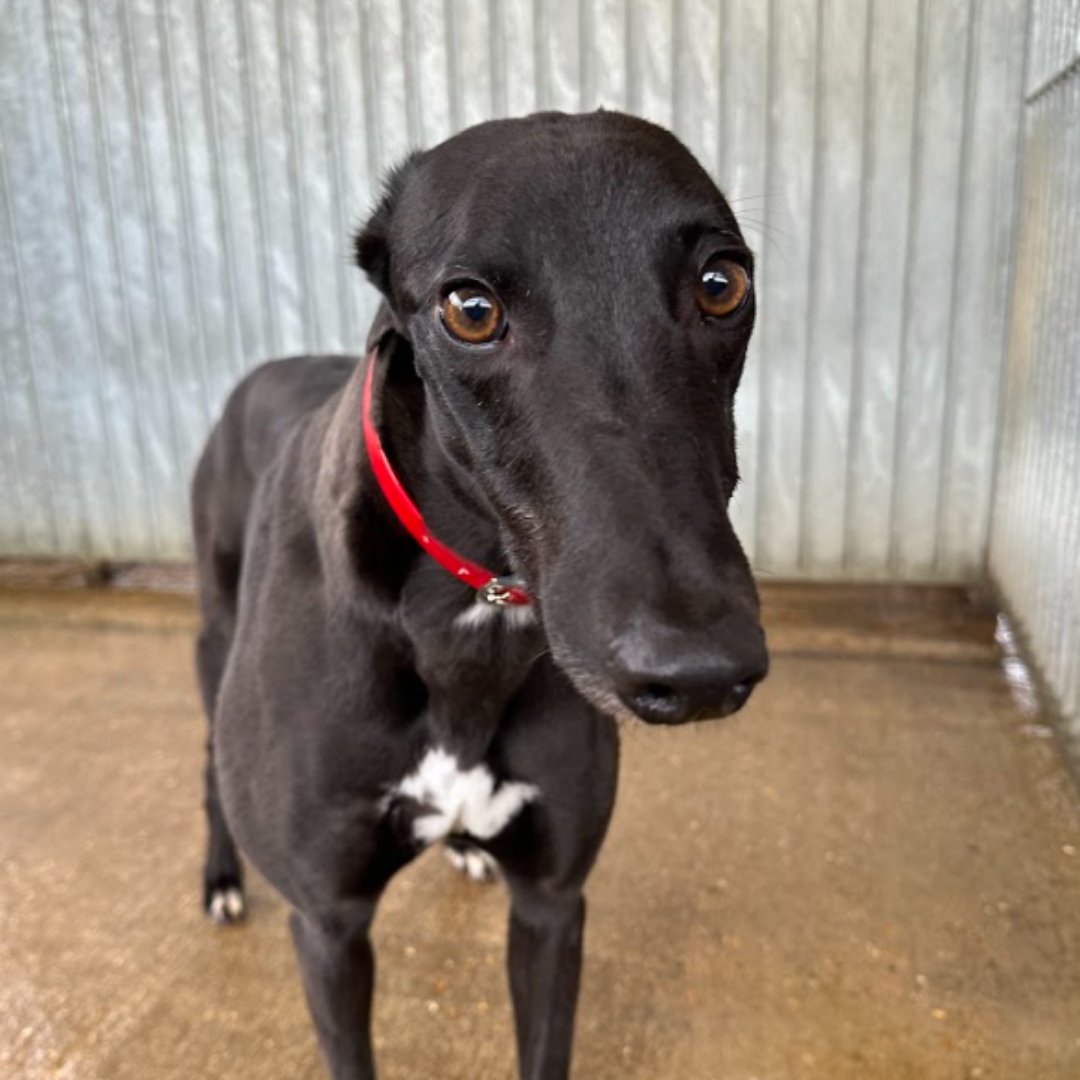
xmin=192 ymin=110 xmax=768 ymax=1080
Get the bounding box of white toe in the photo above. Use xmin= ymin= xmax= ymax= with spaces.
xmin=444 ymin=845 xmax=498 ymax=883
xmin=208 ymin=886 xmax=246 ymax=924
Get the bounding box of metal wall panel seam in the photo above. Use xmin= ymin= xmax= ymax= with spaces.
xmin=1037 ymin=81 xmax=1067 ymax=688
xmin=886 ymin=0 xmax=929 ymax=573
xmin=0 ymin=107 xmax=62 ymax=553
xmin=795 ymin=0 xmax=828 ymax=571
xmin=0 ymin=349 xmax=31 ymax=552
xmin=841 ymin=0 xmax=877 ymax=571
xmin=670 ymin=0 xmax=684 ymax=138
xmin=193 ymin=0 xmax=249 ymax=379
xmin=318 ymin=0 xmax=357 ymax=350
xmin=0 ymin=130 xmax=34 ymax=551
xmin=976 ymin=0 xmax=1029 ymax=572
xmin=119 ymin=0 xmax=189 ymax=556
xmin=1062 ymin=72 xmax=1080 ymax=707
xmin=624 ymin=0 xmax=640 ymax=116
xmin=577 ymin=0 xmax=594 ymax=111
xmin=714 ymin=0 xmax=728 ymax=183
xmin=490 ymin=0 xmax=511 ymax=116
xmin=42 ymin=0 xmax=123 ymax=553
xmin=1046 ymin=72 xmax=1080 ymax=695
xmin=400 ymin=0 xmax=424 ymax=144
xmin=235 ymin=0 xmax=283 ymax=354
xmin=532 ymin=0 xmax=550 ymax=111
xmin=1009 ymin=95 xmax=1042 ymax=605
xmin=443 ymin=0 xmax=464 ymax=136
xmin=932 ymin=0 xmax=981 ymax=572
xmin=277 ymin=0 xmax=321 ymax=348
xmin=1054 ymin=81 xmax=1078 ymax=701
xmin=158 ymin=0 xmax=216 ymax=428
xmin=82 ymin=0 xmax=162 ymax=553
xmin=752 ymin=0 xmax=777 ymax=565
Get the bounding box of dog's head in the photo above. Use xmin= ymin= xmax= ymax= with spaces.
xmin=356 ymin=111 xmax=767 ymax=724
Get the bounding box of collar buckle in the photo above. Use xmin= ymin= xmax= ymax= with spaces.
xmin=478 ymin=577 xmax=529 ymax=607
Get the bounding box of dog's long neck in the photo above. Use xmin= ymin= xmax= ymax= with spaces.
xmin=314 ymin=340 xmax=542 ymax=765
xmin=315 ymin=336 xmax=512 ymax=613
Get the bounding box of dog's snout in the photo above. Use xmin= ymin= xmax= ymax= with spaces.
xmin=609 ymin=618 xmax=768 ymax=724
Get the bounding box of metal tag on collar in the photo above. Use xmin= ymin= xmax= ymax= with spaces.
xmin=478 ymin=576 xmax=529 ymax=607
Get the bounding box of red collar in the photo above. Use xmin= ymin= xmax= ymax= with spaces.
xmin=361 ymin=348 xmax=531 ymax=607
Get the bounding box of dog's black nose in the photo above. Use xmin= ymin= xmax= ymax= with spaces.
xmin=609 ymin=618 xmax=768 ymax=724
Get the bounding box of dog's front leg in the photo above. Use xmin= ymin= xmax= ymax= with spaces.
xmin=289 ymin=903 xmax=379 ymax=1080
xmin=506 ymin=881 xmax=587 ymax=1080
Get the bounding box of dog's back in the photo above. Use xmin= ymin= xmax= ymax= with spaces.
xmin=191 ymin=356 xmax=355 ymax=597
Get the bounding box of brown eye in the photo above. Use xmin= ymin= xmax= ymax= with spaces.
xmin=696 ymin=259 xmax=750 ymax=318
xmin=440 ymin=285 xmax=506 ymax=344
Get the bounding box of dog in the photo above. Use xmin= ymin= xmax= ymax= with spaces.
xmin=191 ymin=109 xmax=768 ymax=1080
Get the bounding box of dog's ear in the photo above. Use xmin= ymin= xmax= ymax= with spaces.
xmin=354 ymin=153 xmax=420 ymax=302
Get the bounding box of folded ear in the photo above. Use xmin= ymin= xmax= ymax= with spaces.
xmin=354 ymin=153 xmax=421 ymax=303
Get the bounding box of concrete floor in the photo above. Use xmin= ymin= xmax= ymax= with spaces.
xmin=2 ymin=584 xmax=1080 ymax=1080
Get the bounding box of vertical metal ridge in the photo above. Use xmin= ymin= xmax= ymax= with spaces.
xmin=42 ymin=0 xmax=123 ymax=553
xmin=489 ymin=0 xmax=509 ymax=116
xmin=235 ymin=0 xmax=282 ymax=353
xmin=796 ymin=0 xmax=827 ymax=570
xmin=533 ymin=0 xmax=550 ymax=111
xmin=841 ymin=0 xmax=877 ymax=571
xmin=320 ymin=0 xmax=357 ymax=349
xmin=119 ymin=0 xmax=190 ymax=556
xmin=715 ymin=0 xmax=727 ymax=181
xmin=1040 ymin=76 xmax=1076 ymax=680
xmin=984 ymin=0 xmax=1034 ymax=574
xmin=886 ymin=0 xmax=929 ymax=573
xmin=277 ymin=0 xmax=320 ymax=346
xmin=753 ymin=0 xmax=778 ymax=565
xmin=443 ymin=0 xmax=462 ymax=132
xmin=670 ymin=0 xmax=685 ymax=138
xmin=1061 ymin=73 xmax=1080 ymax=706
xmin=624 ymin=0 xmax=639 ymax=114
xmin=81 ymin=0 xmax=162 ymax=553
xmin=0 ymin=108 xmax=61 ymax=553
xmin=157 ymin=0 xmax=215 ymax=426
xmin=577 ymin=0 xmax=593 ymax=111
xmin=400 ymin=0 xmax=424 ymax=143
xmin=932 ymin=0 xmax=981 ymax=572
xmin=990 ymin=0 xmax=1080 ymax=734
xmin=359 ymin=0 xmax=383 ymax=182
xmin=0 ymin=353 xmax=31 ymax=552
xmin=194 ymin=0 xmax=248 ymax=376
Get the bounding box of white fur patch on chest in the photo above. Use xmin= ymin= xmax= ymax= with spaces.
xmin=394 ymin=747 xmax=539 ymax=845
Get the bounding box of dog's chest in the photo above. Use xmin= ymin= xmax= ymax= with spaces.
xmin=391 ymin=747 xmax=537 ymax=845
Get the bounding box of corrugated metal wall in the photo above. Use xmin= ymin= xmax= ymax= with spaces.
xmin=990 ymin=0 xmax=1080 ymax=735
xmin=0 ymin=0 xmax=1029 ymax=575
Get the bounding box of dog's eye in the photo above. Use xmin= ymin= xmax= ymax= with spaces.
xmin=696 ymin=259 xmax=750 ymax=319
xmin=440 ymin=286 xmax=506 ymax=345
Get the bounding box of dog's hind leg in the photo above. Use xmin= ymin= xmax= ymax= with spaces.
xmin=193 ymin=518 xmax=247 ymax=922
xmin=196 ymin=609 xmax=246 ymax=923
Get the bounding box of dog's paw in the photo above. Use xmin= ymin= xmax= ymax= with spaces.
xmin=205 ymin=884 xmax=247 ymax=924
xmin=443 ymin=843 xmax=498 ymax=883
